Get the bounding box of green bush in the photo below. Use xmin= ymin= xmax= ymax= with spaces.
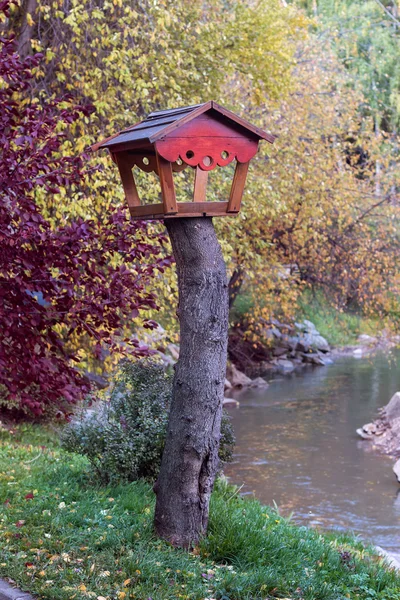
xmin=62 ymin=359 xmax=235 ymax=483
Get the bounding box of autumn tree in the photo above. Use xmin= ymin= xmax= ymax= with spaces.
xmin=0 ymin=3 xmax=170 ymax=416
xmin=213 ymin=38 xmax=399 ymax=348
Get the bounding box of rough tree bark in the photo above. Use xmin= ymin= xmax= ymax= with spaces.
xmin=154 ymin=217 xmax=228 ymax=548
xmin=17 ymin=0 xmax=37 ymax=59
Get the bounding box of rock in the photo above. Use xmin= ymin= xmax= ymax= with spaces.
xmin=320 ymin=356 xmax=333 ymax=366
xmin=363 ymin=422 xmax=377 ymax=435
xmin=223 ymin=398 xmax=240 ymax=408
xmin=260 ymin=361 xmax=277 ymax=372
xmin=393 ymin=459 xmax=400 ymax=483
xmin=296 ymin=339 xmax=311 ymax=353
xmin=140 ymin=322 xmax=166 ymax=344
xmin=303 ymin=352 xmax=325 ymax=366
xmin=284 ymin=335 xmax=301 ymax=350
xmin=157 ymin=351 xmax=175 ymax=367
xmin=374 ymin=546 xmax=400 ymax=570
xmin=303 ymin=319 xmax=318 ymax=332
xmin=249 ymin=377 xmax=269 ymax=388
xmin=358 ymin=334 xmax=376 ymax=346
xmin=270 ymin=326 xmax=282 ymax=339
xmin=383 ymin=392 xmax=400 ymax=423
xmin=167 ymin=343 xmax=180 ymax=361
xmin=353 ymin=348 xmax=363 ymax=357
xmin=296 ymin=331 xmax=330 ymax=354
xmin=263 ymin=328 xmax=275 ymax=341
xmin=224 ymin=378 xmax=232 ymax=391
xmin=272 ymin=346 xmax=288 ymax=357
xmin=310 ymin=333 xmax=330 ymax=353
xmin=226 ymin=364 xmax=253 ymax=388
xmin=277 ymin=359 xmax=295 ymax=373
xmin=356 ymin=427 xmax=375 ymax=440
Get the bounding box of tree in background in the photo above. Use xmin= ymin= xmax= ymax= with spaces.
xmin=215 ymin=37 xmax=399 ymax=340
xmin=298 ymin=0 xmax=400 ymax=132
xmin=0 ymin=1 xmax=170 ymax=417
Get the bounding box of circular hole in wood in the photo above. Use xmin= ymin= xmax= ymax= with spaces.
xmin=221 ymin=150 xmax=229 ymax=160
xmin=142 ymin=157 xmax=150 ymax=165
xmin=186 ymin=150 xmax=195 ymax=159
xmin=203 ymin=155 xmax=213 ymax=167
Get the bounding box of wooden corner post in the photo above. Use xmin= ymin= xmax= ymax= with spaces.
xmin=156 ymin=152 xmax=178 ymax=215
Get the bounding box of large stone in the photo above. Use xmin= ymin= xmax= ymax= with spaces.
xmin=226 ymin=364 xmax=253 ymax=388
xmin=279 ymin=335 xmax=300 ymax=351
xmin=249 ymin=377 xmax=269 ymax=388
xmin=167 ymin=343 xmax=180 ymax=361
xmin=296 ymin=331 xmax=330 ymax=354
xmin=356 ymin=427 xmax=375 ymax=440
xmin=320 ymin=356 xmax=333 ymax=366
xmin=270 ymin=326 xmax=282 ymax=339
xmin=277 ymin=359 xmax=295 ymax=373
xmin=223 ymin=398 xmax=240 ymax=408
xmin=224 ymin=378 xmax=232 ymax=391
xmin=358 ymin=334 xmax=376 ymax=346
xmin=296 ymin=339 xmax=311 ymax=353
xmin=374 ymin=546 xmax=400 ymax=570
xmin=157 ymin=351 xmax=176 ymax=367
xmin=0 ymin=578 xmax=35 ymax=600
xmin=272 ymin=346 xmax=288 ymax=357
xmin=303 ymin=319 xmax=318 ymax=332
xmin=303 ymin=352 xmax=325 ymax=366
xmin=383 ymin=392 xmax=400 ymax=423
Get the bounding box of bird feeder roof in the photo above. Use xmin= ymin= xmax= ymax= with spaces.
xmin=92 ymin=101 xmax=275 ymax=152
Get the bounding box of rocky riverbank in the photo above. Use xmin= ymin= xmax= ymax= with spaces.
xmin=141 ymin=319 xmax=398 ymax=396
xmin=357 ymin=392 xmax=400 ymax=484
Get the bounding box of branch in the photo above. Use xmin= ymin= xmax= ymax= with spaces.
xmin=373 ymin=0 xmax=400 ymax=27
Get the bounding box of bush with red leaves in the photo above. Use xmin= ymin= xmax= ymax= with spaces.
xmin=0 ymin=0 xmax=171 ymax=417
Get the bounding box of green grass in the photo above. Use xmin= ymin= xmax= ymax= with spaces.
xmin=1 ymin=425 xmax=400 ymax=600
xmin=230 ymin=287 xmax=381 ymax=348
xmin=296 ymin=290 xmax=380 ymax=347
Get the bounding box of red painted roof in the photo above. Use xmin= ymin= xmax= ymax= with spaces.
xmin=91 ymin=101 xmax=275 ymax=152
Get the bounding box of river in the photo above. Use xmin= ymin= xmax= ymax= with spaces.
xmin=224 ymin=350 xmax=400 ymax=553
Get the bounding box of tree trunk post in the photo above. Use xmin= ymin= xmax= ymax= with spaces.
xmin=154 ymin=217 xmax=228 ymax=548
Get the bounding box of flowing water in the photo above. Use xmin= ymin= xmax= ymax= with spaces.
xmin=224 ymin=350 xmax=400 ymax=553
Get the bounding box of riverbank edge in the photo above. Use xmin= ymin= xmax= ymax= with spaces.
xmin=224 ymin=327 xmax=400 ymax=395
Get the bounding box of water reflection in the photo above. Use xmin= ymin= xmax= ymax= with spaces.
xmin=224 ymin=350 xmax=400 ymax=552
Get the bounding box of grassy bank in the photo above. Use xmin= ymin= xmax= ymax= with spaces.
xmin=231 ymin=288 xmax=380 ymax=347
xmin=296 ymin=290 xmax=381 ymax=347
xmin=1 ymin=425 xmax=399 ymax=600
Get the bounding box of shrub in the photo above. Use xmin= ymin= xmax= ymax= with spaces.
xmin=62 ymin=359 xmax=235 ymax=482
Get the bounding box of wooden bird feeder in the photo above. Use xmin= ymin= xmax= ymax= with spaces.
xmin=92 ymin=101 xmax=274 ymax=219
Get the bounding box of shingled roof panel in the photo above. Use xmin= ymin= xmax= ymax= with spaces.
xmin=146 ymin=103 xmax=204 ymax=120
xmin=99 ymin=104 xmax=207 ymax=149
xmin=101 ymin=123 xmax=168 ymax=148
xmin=95 ymin=101 xmax=275 ymax=151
